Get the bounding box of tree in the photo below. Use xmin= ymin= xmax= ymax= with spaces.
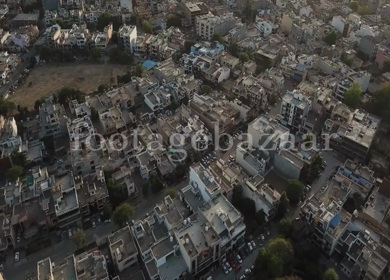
xmin=255 ymin=248 xmax=271 ymax=270
xmin=142 ymin=182 xmax=149 ymax=198
xmin=286 ymin=179 xmax=304 ymax=204
xmin=279 ymin=218 xmax=293 ymax=236
xmin=90 ymin=107 xmax=99 ymax=122
xmin=323 ymin=269 xmax=339 ymax=280
xmin=344 ymin=82 xmax=362 ymax=109
xmin=97 ymin=12 xmax=112 ymax=31
xmin=324 ymin=32 xmax=337 ymax=46
xmin=357 ymin=6 xmax=371 ymax=15
xmin=112 ymin=202 xmax=135 ymax=227
xmin=255 ymin=210 xmax=266 ymax=226
xmin=232 ymin=185 xmax=243 ymax=209
xmin=135 ymin=63 xmax=144 ymax=77
xmin=0 ymin=98 xmax=16 ymax=116
xmin=166 ymin=188 xmax=177 ymax=198
xmin=40 ymin=46 xmax=53 ymax=61
xmin=86 ymin=23 xmax=96 ymax=32
xmin=92 ymin=47 xmax=102 ymax=61
xmin=239 ymin=52 xmax=250 ymax=64
xmin=11 ymin=150 xmax=26 ymax=167
xmin=364 ymin=83 xmax=390 ymax=119
xmin=166 ymin=15 xmax=182 ymax=28
xmin=268 ymin=255 xmax=283 ymax=278
xmin=268 ymin=237 xmax=294 ymax=264
xmin=5 ymin=165 xmax=24 ymax=182
xmin=72 ymin=229 xmax=86 ymax=249
xmin=212 ymin=33 xmax=224 ymax=44
xmin=349 ymin=1 xmax=359 ymax=11
xmin=170 ymin=101 xmax=180 ymax=111
xmin=278 ymin=191 xmax=290 ymax=217
xmin=103 ymin=203 xmax=113 ymax=219
xmin=57 ymin=87 xmax=85 ymax=106
xmin=111 ymin=32 xmax=118 ymax=44
xmin=150 ymin=175 xmax=164 ymax=193
xmin=200 ymin=85 xmax=212 ymax=94
xmin=34 ymin=99 xmax=42 ymax=111
xmin=383 ymin=61 xmax=390 ymax=73
xmin=230 ymin=42 xmax=238 ymax=56
xmin=142 ymin=21 xmax=153 ymax=34
xmin=276 ymin=277 xmax=302 ymax=280
xmin=98 ymin=84 xmax=107 ymax=93
xmin=107 ymin=178 xmax=128 ymax=208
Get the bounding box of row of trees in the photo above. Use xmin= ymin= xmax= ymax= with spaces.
xmin=255 ymin=234 xmax=340 ymax=280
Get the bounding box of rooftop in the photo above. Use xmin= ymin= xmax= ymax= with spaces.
xmin=282 ymin=90 xmax=311 ymax=110
xmin=75 ymin=250 xmax=108 ymax=280
xmin=108 ymin=226 xmax=137 ymax=263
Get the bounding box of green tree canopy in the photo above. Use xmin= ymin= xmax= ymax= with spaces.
xmin=112 ymin=202 xmax=135 ymax=227
xmin=357 ymin=6 xmax=371 ymax=15
xmin=142 ymin=182 xmax=150 ymax=198
xmin=97 ymin=12 xmax=112 ymax=31
xmin=286 ymin=179 xmax=304 ymax=204
xmin=323 ymin=268 xmax=339 ymax=280
xmin=166 ymin=15 xmax=182 ymax=28
xmin=239 ymin=52 xmax=250 ymax=63
xmin=6 ymin=165 xmax=24 ymax=182
xmin=72 ymin=229 xmax=86 ymax=249
xmin=142 ymin=21 xmax=153 ymax=34
xmin=278 ymin=218 xmax=293 ymax=236
xmin=11 ymin=150 xmax=26 ymax=167
xmin=107 ymin=178 xmax=128 ymax=208
xmin=268 ymin=255 xmax=283 ymax=278
xmin=166 ymin=188 xmax=178 ymax=198
xmin=92 ymin=47 xmax=102 ymax=61
xmin=90 ymin=107 xmax=99 ymax=122
xmin=278 ymin=191 xmax=290 ymax=217
xmin=349 ymin=1 xmax=359 ymax=11
xmin=200 ymin=85 xmax=212 ymax=94
xmin=135 ymin=63 xmax=144 ymax=77
xmin=268 ymin=237 xmax=294 ymax=264
xmin=230 ymin=43 xmax=238 ymax=56
xmin=0 ymin=97 xmax=16 ymax=116
xmin=324 ymin=31 xmax=337 ymax=46
xmin=57 ymin=87 xmax=85 ymax=106
xmin=344 ymin=82 xmax=362 ymax=109
xmin=212 ymin=33 xmax=225 ymax=44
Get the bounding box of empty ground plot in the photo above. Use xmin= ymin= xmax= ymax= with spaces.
xmin=10 ymin=63 xmax=128 ymax=109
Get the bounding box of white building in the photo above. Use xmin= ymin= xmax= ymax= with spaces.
xmin=280 ymin=90 xmax=311 ymax=132
xmin=108 ymin=226 xmax=138 ymax=272
xmin=118 ymin=25 xmax=137 ymax=54
xmin=196 ymin=13 xmax=236 ymax=41
xmin=0 ymin=116 xmax=22 ymax=158
xmin=236 ymin=143 xmax=269 ymax=176
xmin=255 ymin=20 xmax=277 ymax=37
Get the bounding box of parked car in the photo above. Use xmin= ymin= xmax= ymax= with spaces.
xmin=14 ymin=252 xmax=19 ymax=262
xmin=247 ymin=243 xmax=253 ymax=252
xmin=261 ymin=234 xmax=265 ymax=241
xmin=92 ymin=221 xmax=96 ymax=228
xmin=223 ymin=265 xmax=229 ymax=274
xmin=236 ymin=254 xmax=242 ymax=264
xmin=225 ymin=262 xmax=232 ymax=272
xmin=244 ymin=268 xmax=252 ymax=275
xmin=251 ymin=240 xmax=257 ymax=249
xmin=0 ymin=263 xmax=3 ymax=270
xmin=68 ymin=229 xmax=72 ymax=237
xmin=239 ymin=275 xmax=246 ymax=280
xmin=16 ymin=236 xmax=20 ymax=243
xmin=236 ymin=264 xmax=242 ymax=271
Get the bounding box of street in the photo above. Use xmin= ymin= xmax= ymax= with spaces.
xmin=211 ymin=222 xmax=279 ymax=280
xmin=3 ymin=178 xmax=189 ymax=280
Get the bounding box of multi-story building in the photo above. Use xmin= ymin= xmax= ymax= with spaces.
xmin=255 ymin=20 xmax=278 ymax=38
xmin=279 ymin=90 xmax=311 ymax=132
xmin=233 ymin=75 xmax=269 ymax=112
xmin=189 ymin=94 xmax=240 ymax=136
xmin=37 ymin=255 xmax=77 ymax=280
xmin=118 ymin=25 xmax=137 ymax=54
xmin=330 ymin=110 xmax=380 ymax=162
xmin=196 ymin=13 xmax=236 ymax=41
xmin=108 ymin=225 xmax=139 ymax=272
xmin=75 ymin=250 xmax=109 ymax=280
xmin=243 ymin=176 xmax=280 ymax=221
xmin=39 ymin=95 xmax=67 ymax=138
xmin=182 ymin=2 xmax=209 ymax=26
xmin=338 ymin=229 xmax=388 ymax=280
xmin=0 ymin=116 xmax=22 ymax=158
xmin=247 ymin=115 xmax=289 ymax=150
xmin=112 ymin=165 xmax=136 ymax=198
xmin=236 ymin=143 xmax=269 ymax=176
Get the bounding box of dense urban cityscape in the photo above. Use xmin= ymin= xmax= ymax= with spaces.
xmin=0 ymin=0 xmax=389 ymax=279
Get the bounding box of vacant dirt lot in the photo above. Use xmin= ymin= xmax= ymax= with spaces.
xmin=10 ymin=63 xmax=128 ymax=109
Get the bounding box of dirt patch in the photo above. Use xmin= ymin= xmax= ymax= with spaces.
xmin=10 ymin=63 xmax=128 ymax=109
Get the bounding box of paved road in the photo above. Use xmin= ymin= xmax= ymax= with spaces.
xmin=211 ymin=222 xmax=279 ymax=280
xmin=4 ymin=178 xmax=189 ymax=280
xmin=0 ymin=50 xmax=35 ymax=98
